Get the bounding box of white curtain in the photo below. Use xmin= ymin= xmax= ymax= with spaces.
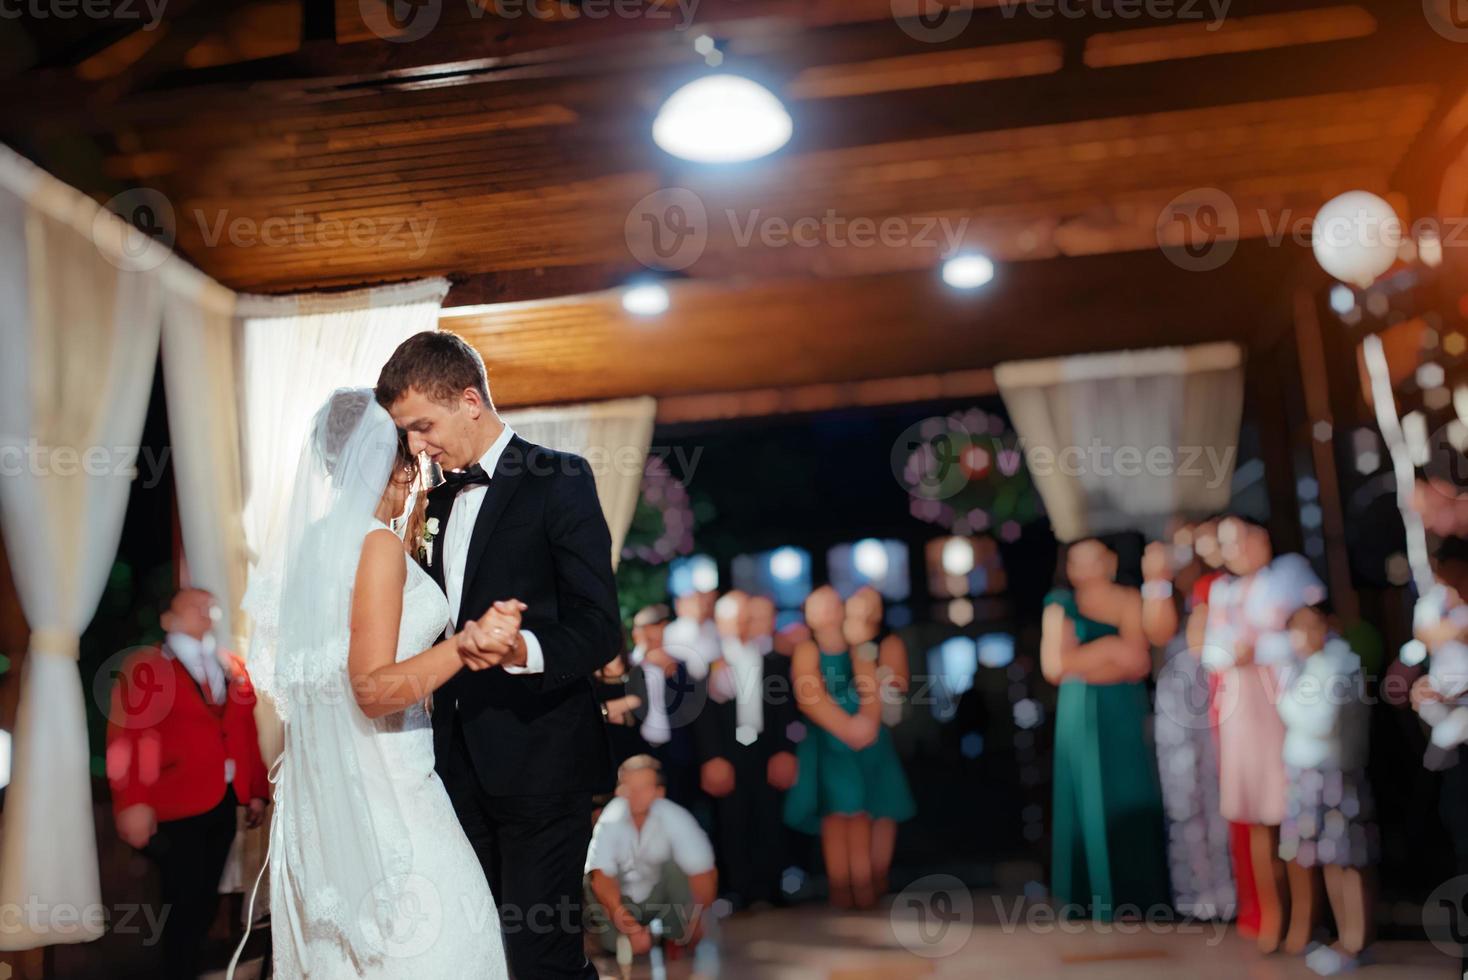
xmin=237 ymin=279 xmax=449 ymax=610
xmin=0 ymin=151 xmax=170 ymax=948
xmin=996 ymin=343 xmax=1244 ymax=543
xmin=502 ymin=397 xmax=657 ymax=569
xmin=162 ymin=279 xmax=247 ymax=641
xmin=237 ymin=281 xmax=448 ymax=753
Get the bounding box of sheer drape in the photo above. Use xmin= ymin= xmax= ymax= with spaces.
xmin=0 ymin=156 xmax=167 ymax=948
xmin=996 ymin=343 xmax=1243 ymax=542
xmin=502 ymin=396 xmax=657 ymax=568
xmin=233 ymin=282 xmax=445 ymax=916
xmin=162 ymin=280 xmax=248 ymax=639
xmin=237 ymin=282 xmax=447 ymax=749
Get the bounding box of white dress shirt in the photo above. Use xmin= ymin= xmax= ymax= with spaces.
xmin=628 ymin=644 xmax=672 ymax=747
xmin=660 ymin=616 xmax=719 ymax=681
xmin=441 ymin=423 xmax=543 ymax=674
xmin=585 ymin=797 xmax=715 ymax=904
xmin=166 ymin=631 xmax=235 ymax=783
xmin=713 ymin=635 xmax=764 ymax=739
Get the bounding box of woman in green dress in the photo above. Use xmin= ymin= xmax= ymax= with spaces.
xmin=1041 ymin=537 xmax=1170 ymax=920
xmin=785 ymin=585 xmax=917 ymax=909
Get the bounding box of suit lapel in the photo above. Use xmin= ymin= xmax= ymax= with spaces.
xmin=165 ymin=646 xmax=222 ymax=715
xmin=425 ymin=484 xmax=454 ymax=594
xmin=459 ymin=435 xmax=530 ymax=622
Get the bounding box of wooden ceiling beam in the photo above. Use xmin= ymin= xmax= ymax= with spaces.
xmin=444 ymin=241 xmax=1296 ymax=408
xmin=0 ymin=0 xmax=1380 ymax=125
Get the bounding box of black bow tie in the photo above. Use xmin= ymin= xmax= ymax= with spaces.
xmin=441 ymin=463 xmax=492 ymax=493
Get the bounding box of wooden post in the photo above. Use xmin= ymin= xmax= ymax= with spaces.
xmin=1293 ymin=287 xmax=1360 ymax=622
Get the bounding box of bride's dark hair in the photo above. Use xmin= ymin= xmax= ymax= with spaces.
xmin=396 ymin=428 xmax=429 ymax=548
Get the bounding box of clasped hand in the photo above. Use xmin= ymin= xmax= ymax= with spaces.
xmin=455 ymin=599 xmax=528 ymax=670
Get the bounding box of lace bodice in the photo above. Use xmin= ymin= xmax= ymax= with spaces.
xmin=371 ymin=523 xmax=451 ymax=746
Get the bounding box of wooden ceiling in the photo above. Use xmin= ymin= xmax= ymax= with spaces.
xmin=4 ymin=0 xmax=1467 ymax=408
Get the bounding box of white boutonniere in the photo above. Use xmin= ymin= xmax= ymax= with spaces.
xmin=419 ymin=516 xmax=440 ymax=564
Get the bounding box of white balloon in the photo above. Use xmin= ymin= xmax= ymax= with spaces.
xmin=1312 ymin=191 xmax=1402 ymax=288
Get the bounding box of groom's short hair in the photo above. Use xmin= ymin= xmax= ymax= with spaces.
xmin=376 ymin=331 xmax=491 ymax=409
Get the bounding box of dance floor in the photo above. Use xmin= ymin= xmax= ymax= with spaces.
xmin=588 ymin=891 xmax=1459 ymax=980
xmin=209 ymin=887 xmax=1458 ymax=980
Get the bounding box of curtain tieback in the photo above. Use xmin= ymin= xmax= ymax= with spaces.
xmin=29 ymin=627 xmax=80 ymax=660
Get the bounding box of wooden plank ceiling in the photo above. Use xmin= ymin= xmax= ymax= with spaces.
xmin=3 ymin=0 xmax=1466 ymax=407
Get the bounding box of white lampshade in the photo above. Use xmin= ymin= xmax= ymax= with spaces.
xmin=1312 ymin=191 xmax=1402 ymax=288
xmin=652 ymin=74 xmax=792 ymax=163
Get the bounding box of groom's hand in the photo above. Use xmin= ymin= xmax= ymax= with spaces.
xmin=458 ymin=601 xmax=528 ymax=668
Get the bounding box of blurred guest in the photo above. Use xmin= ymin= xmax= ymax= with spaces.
xmin=1187 ymin=516 xmax=1262 ymax=937
xmin=1041 ymin=537 xmax=1169 ymax=921
xmin=106 ymin=588 xmax=270 ymax=980
xmin=747 ymin=594 xmax=778 ymax=654
xmin=1278 ymin=603 xmax=1376 ymax=967
xmin=843 ymin=585 xmax=910 ymax=897
xmin=773 ymin=617 xmax=810 ymax=658
xmin=1408 ymin=540 xmax=1468 ymax=880
xmin=694 ymin=593 xmax=799 ymax=908
xmin=1146 ymin=525 xmax=1235 ymax=920
xmin=1202 ymin=516 xmax=1326 ymax=952
xmin=585 ymin=755 xmax=718 ymax=957
xmin=594 ymin=636 xmax=648 ymax=769
xmin=1408 ymin=580 xmax=1468 ymax=769
xmin=663 ymin=590 xmax=721 ymax=680
xmin=625 ymin=603 xmax=701 ymax=807
xmin=784 ymin=586 xmax=915 ymax=909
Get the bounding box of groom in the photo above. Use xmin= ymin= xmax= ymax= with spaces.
xmin=377 ymin=331 xmax=620 ymax=979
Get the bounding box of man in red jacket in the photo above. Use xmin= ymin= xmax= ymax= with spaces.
xmin=105 ymin=587 xmax=270 ymax=980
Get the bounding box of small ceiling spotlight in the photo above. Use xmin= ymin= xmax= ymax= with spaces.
xmin=621 ymin=281 xmax=670 ymax=316
xmin=942 ymin=253 xmax=995 ymax=290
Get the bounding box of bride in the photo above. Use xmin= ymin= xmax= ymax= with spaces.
xmin=234 ymin=388 xmax=511 ymax=978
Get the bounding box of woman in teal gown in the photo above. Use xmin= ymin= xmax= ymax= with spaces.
xmin=784 ymin=586 xmax=916 ymax=908
xmin=1042 ymin=537 xmax=1170 ymax=920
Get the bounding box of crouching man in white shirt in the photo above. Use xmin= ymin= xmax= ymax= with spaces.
xmin=585 ymin=755 xmax=718 ymax=955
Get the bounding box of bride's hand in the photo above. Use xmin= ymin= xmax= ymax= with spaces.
xmin=456 ymin=624 xmax=498 ymax=671
xmin=479 ymin=600 xmax=525 ymax=652
xmin=456 ymin=601 xmax=528 ymax=669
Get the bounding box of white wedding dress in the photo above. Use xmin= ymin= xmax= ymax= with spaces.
xmin=269 ymin=529 xmax=508 ymax=978
xmin=239 ymin=389 xmax=508 ymax=980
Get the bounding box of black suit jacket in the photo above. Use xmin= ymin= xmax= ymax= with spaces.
xmin=424 ymin=435 xmax=620 ymax=797
xmin=691 ymin=647 xmax=797 ymax=771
